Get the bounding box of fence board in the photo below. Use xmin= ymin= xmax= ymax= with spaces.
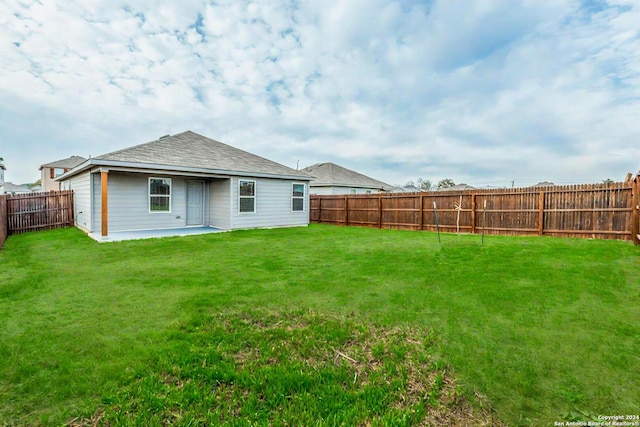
xmin=6 ymin=190 xmax=74 ymax=235
xmin=0 ymin=195 xmax=6 ymax=248
xmin=310 ymin=181 xmax=638 ymax=242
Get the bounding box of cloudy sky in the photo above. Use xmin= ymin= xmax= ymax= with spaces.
xmin=1 ymin=0 xmax=639 ymax=188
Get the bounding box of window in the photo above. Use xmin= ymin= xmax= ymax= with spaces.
xmin=149 ymin=177 xmax=171 ymax=212
xmin=292 ymin=183 xmax=305 ymax=211
xmin=239 ymin=180 xmax=256 ymax=213
xmin=54 ymin=168 xmax=65 ymax=177
xmin=366 ymin=190 xmax=372 ymax=194
xmin=349 ymin=188 xmax=357 ymax=194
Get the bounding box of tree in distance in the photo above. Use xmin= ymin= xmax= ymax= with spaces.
xmin=436 ymin=178 xmax=456 ymax=190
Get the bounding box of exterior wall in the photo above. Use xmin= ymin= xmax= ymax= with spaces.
xmin=41 ymin=167 xmax=63 ymax=192
xmin=64 ymin=171 xmax=92 ymax=232
xmin=92 ymin=172 xmax=189 ymax=234
xmin=209 ymin=179 xmax=231 ymax=229
xmin=230 ymin=177 xmax=309 ymax=229
xmin=70 ymin=170 xmax=308 ymax=235
xmin=310 ymin=185 xmax=381 ymax=195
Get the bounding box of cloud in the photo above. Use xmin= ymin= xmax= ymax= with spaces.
xmin=0 ymin=0 xmax=639 ymax=188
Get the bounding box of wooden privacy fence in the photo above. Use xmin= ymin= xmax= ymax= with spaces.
xmin=0 ymin=195 xmax=7 ymax=248
xmin=4 ymin=190 xmax=74 ymax=236
xmin=311 ymin=178 xmax=640 ymax=245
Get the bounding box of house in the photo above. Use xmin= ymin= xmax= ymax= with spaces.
xmin=301 ymin=162 xmax=395 ymax=195
xmin=2 ymin=182 xmax=34 ymax=195
xmin=57 ymin=131 xmax=312 ymax=241
xmin=531 ymin=181 xmax=555 ymax=187
xmin=0 ymin=157 xmax=5 ymax=194
xmin=396 ymin=184 xmax=424 ymax=193
xmin=0 ymin=158 xmax=32 ymax=195
xmin=40 ymin=156 xmax=87 ymax=191
xmin=442 ymin=183 xmax=475 ymax=191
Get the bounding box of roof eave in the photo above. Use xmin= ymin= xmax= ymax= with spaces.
xmin=56 ymin=159 xmax=312 ymax=181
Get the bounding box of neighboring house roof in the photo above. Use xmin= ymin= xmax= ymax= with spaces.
xmin=442 ymin=183 xmax=475 ymax=191
xmin=2 ymin=182 xmax=33 ymax=194
xmin=40 ymin=155 xmax=87 ymax=170
xmin=301 ymin=162 xmax=395 ymax=191
xmin=59 ymin=131 xmax=311 ymax=181
xmin=397 ymin=185 xmax=424 ymax=193
xmin=531 ymin=181 xmax=555 ymax=187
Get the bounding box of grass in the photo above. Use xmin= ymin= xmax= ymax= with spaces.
xmin=0 ymin=224 xmax=638 ymax=426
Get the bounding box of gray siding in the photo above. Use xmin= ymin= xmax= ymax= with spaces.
xmin=93 ymin=172 xmax=188 ymax=233
xmin=209 ymin=179 xmax=231 ymax=229
xmin=230 ymin=177 xmax=309 ymax=229
xmin=65 ymin=171 xmax=92 ymax=232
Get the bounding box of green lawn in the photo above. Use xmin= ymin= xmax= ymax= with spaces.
xmin=0 ymin=225 xmax=638 ymax=426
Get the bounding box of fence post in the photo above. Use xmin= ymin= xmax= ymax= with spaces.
xmin=67 ymin=191 xmax=75 ymax=227
xmin=419 ymin=194 xmax=424 ymax=230
xmin=538 ymin=191 xmax=545 ymax=236
xmin=0 ymin=195 xmax=6 ymax=249
xmin=378 ymin=195 xmax=382 ymax=228
xmin=344 ymin=196 xmax=348 ymax=226
xmin=633 ymin=172 xmax=640 ymax=245
xmin=470 ymin=193 xmax=476 ymax=234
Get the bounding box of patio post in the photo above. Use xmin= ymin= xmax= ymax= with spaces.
xmin=101 ymin=169 xmax=108 ymax=237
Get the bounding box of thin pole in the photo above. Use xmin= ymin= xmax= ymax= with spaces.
xmin=433 ymin=201 xmax=441 ymax=244
xmin=482 ymin=199 xmax=487 ymax=245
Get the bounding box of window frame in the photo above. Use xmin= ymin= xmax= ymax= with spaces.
xmin=349 ymin=188 xmax=357 ymax=194
xmin=239 ymin=179 xmax=256 ymax=214
xmin=292 ymin=182 xmax=305 ymax=212
xmin=148 ymin=177 xmax=172 ymax=213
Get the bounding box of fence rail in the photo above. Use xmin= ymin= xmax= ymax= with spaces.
xmin=5 ymin=190 xmax=74 ymax=236
xmin=311 ymin=178 xmax=640 ymax=245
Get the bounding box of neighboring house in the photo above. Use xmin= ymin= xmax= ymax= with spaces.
xmin=301 ymin=162 xmax=395 ymax=195
xmin=2 ymin=182 xmax=34 ymax=195
xmin=0 ymin=158 xmax=30 ymax=194
xmin=0 ymin=157 xmax=5 ymax=194
xmin=40 ymin=156 xmax=87 ymax=191
xmin=442 ymin=183 xmax=475 ymax=191
xmin=531 ymin=181 xmax=555 ymax=187
xmin=57 ymin=131 xmax=312 ymax=241
xmin=396 ymin=184 xmax=424 ymax=193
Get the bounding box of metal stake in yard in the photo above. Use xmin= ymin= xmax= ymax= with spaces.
xmin=433 ymin=201 xmax=441 ymax=244
xmin=482 ymin=199 xmax=487 ymax=245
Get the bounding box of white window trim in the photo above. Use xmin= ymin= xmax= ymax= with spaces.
xmin=292 ymin=182 xmax=305 ymax=212
xmin=149 ymin=177 xmax=172 ymax=214
xmin=349 ymin=188 xmax=357 ymax=194
xmin=238 ymin=179 xmax=256 ymax=214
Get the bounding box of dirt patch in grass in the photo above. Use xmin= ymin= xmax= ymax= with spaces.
xmin=94 ymin=309 xmax=502 ymax=426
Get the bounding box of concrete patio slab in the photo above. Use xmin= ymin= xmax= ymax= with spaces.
xmin=89 ymin=226 xmax=224 ymax=242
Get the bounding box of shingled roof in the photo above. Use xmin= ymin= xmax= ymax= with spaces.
xmin=40 ymin=155 xmax=87 ymax=170
xmin=60 ymin=131 xmax=311 ymax=180
xmin=301 ymin=162 xmax=395 ymax=191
